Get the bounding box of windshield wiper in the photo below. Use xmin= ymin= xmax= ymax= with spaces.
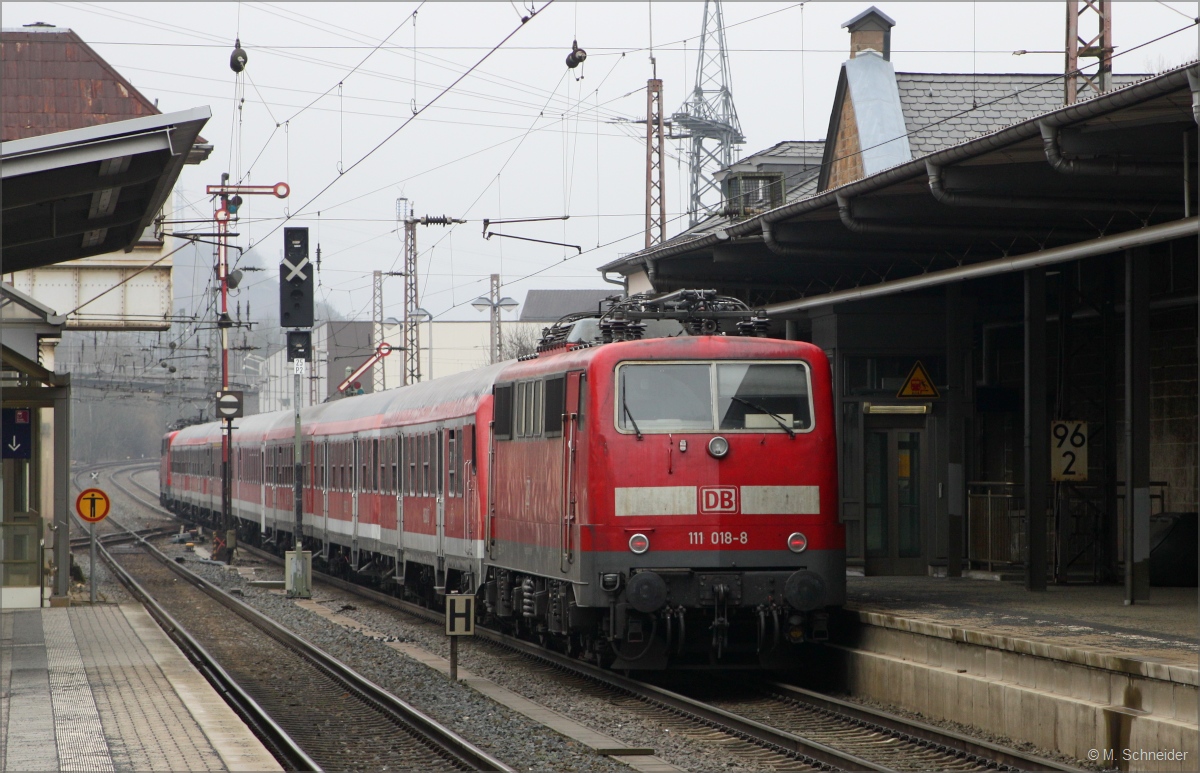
xmin=729 ymin=396 xmax=795 ymax=438
xmin=621 ymin=374 xmax=643 ymax=440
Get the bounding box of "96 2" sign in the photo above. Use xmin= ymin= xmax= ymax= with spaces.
xmin=1051 ymin=421 xmax=1088 ymax=482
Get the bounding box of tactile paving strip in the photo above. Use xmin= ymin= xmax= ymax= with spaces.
xmin=43 ymin=609 xmax=115 ymax=772
xmin=70 ymin=606 xmax=226 ymax=771
xmin=3 ymin=610 xmax=58 ymax=771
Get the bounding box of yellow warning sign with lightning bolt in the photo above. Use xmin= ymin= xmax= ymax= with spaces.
xmin=896 ymin=361 xmax=940 ymax=398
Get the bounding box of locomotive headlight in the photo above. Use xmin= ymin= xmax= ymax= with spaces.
xmin=707 ymin=436 xmax=730 ymax=458
xmin=787 ymin=532 xmax=808 ymax=553
xmin=628 ymin=533 xmax=650 ymax=554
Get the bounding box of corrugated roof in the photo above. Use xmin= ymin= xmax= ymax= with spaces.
xmin=895 ymin=72 xmax=1145 ymax=157
xmin=1 ymin=26 xmax=210 ymax=159
xmin=519 ymin=289 xmax=616 ymax=321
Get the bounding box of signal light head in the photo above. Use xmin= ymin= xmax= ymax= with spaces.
xmin=628 ymin=533 xmax=650 ymax=554
xmin=787 ymin=532 xmax=808 ymax=553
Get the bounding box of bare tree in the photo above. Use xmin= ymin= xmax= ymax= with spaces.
xmin=498 ymin=325 xmax=541 ymax=361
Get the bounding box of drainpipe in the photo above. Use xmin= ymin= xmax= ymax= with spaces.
xmin=926 ymin=161 xmax=1175 ymax=212
xmin=1038 ymin=121 xmax=1179 ymax=177
xmin=1188 ymin=68 xmax=1200 ymax=124
xmin=761 ymin=220 xmax=805 ymax=257
xmin=601 ymin=271 xmax=625 ymax=286
xmin=761 ymin=219 xmax=932 ymax=260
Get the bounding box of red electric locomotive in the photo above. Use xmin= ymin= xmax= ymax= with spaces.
xmin=162 ymin=292 xmax=844 ymax=668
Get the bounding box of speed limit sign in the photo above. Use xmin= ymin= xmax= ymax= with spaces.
xmin=1051 ymin=421 xmax=1088 ymax=482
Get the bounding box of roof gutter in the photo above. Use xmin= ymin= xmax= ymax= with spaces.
xmin=1038 ymin=121 xmax=1180 ymax=177
xmin=925 ymin=160 xmax=1177 ymax=211
xmin=763 ymin=216 xmax=1197 ymax=315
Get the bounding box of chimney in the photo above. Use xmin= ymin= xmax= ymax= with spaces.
xmin=842 ymin=6 xmax=896 ymax=60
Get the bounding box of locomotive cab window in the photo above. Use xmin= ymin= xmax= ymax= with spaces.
xmin=618 ymin=363 xmax=712 ymax=432
xmin=616 ymin=361 xmax=815 ymax=434
xmin=717 ymin=363 xmax=812 ymax=432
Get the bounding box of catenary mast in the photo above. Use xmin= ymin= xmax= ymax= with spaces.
xmin=672 ymin=0 xmax=745 ymax=227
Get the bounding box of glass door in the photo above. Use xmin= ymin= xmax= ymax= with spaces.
xmin=864 ymin=426 xmax=926 ymax=575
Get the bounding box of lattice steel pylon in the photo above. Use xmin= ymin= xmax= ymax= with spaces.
xmin=671 ymin=0 xmax=744 ymax=227
xmin=1064 ymin=0 xmax=1112 ymax=104
xmin=402 ymin=213 xmax=420 ymax=386
xmin=645 ymin=78 xmax=666 ymax=248
xmin=373 ymin=270 xmax=385 ymax=391
xmin=400 ymin=206 xmax=464 ymax=385
xmin=373 ymin=269 xmax=403 ymax=391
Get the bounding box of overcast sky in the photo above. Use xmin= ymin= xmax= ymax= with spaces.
xmin=7 ymin=2 xmax=1198 ymax=322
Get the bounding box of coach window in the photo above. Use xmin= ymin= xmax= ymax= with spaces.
xmin=516 ymin=382 xmax=528 ymax=437
xmin=534 ymin=380 xmax=544 ymax=436
xmin=427 ymin=434 xmax=436 ymax=494
xmin=437 ymin=430 xmax=445 ymax=496
xmin=372 ymin=438 xmax=379 ymax=492
xmin=545 ymin=376 xmax=565 ymax=437
xmin=493 ymin=384 xmax=514 ymax=440
xmin=390 ymin=437 xmax=398 ymax=494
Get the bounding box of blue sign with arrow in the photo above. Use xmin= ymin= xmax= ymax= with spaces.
xmin=2 ymin=408 xmax=33 ymax=459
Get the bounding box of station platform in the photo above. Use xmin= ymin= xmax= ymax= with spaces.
xmin=1 ymin=604 xmax=281 ymax=772
xmin=832 ymin=576 xmax=1197 ymax=770
xmin=844 ymin=575 xmax=1198 ymax=668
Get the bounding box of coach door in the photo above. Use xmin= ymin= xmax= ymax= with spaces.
xmin=351 ymin=435 xmax=360 ymax=563
xmin=436 ymin=428 xmax=446 ymax=582
xmin=318 ymin=440 xmax=329 ymax=556
xmin=463 ymin=425 xmax=476 ymax=558
xmin=558 ymin=372 xmax=583 ymax=572
xmin=863 ymin=417 xmax=928 ymax=575
xmin=259 ymin=442 xmax=268 ymax=533
xmin=395 ymin=434 xmax=405 ymax=575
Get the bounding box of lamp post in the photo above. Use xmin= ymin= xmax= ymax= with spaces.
xmin=471 ymin=274 xmax=519 ymax=364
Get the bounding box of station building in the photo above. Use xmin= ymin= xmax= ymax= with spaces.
xmin=603 ymin=9 xmax=1198 ymax=595
xmin=2 ymin=24 xmax=210 ymax=606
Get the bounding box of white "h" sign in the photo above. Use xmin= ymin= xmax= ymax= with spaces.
xmin=282 ymin=256 xmax=309 ymax=282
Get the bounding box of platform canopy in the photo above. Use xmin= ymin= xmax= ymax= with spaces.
xmin=1 ymin=106 xmax=210 ymax=272
xmin=602 ymin=64 xmax=1198 ymax=310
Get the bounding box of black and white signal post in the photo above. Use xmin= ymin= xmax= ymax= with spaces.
xmin=206 ymin=176 xmax=289 ymax=563
xmin=282 ymin=227 xmax=314 ymax=598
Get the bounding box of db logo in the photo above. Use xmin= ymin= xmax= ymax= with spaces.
xmin=699 ymin=486 xmax=738 ymax=514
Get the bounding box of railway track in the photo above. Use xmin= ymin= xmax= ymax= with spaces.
xmin=110 ymin=462 xmax=1085 ymax=773
xmin=91 ymin=469 xmax=512 ymax=773
xmin=98 ymin=534 xmax=513 ymax=772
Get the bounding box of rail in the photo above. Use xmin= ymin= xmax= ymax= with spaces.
xmin=97 ymin=536 xmax=320 ymax=772
xmin=93 ymin=471 xmax=513 ymax=773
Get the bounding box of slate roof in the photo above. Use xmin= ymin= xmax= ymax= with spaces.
xmin=895 ymin=72 xmax=1146 ymax=157
xmin=1 ymin=25 xmax=210 ymax=159
xmin=741 ymin=140 xmax=826 ymax=163
xmin=519 ymin=289 xmax=617 ymax=321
